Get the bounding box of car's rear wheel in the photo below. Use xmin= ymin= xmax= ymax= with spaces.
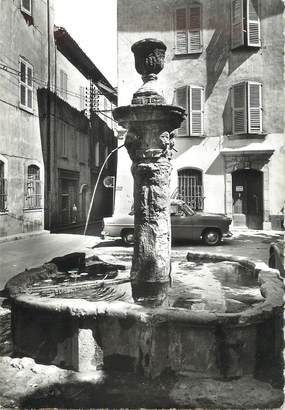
xmin=121 ymin=229 xmax=134 ymax=245
xmin=202 ymin=229 xmax=221 ymax=246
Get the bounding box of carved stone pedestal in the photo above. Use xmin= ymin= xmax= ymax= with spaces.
xmin=113 ymin=39 xmax=185 ymax=306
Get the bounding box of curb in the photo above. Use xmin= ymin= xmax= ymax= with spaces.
xmin=0 ymin=230 xmax=50 ymax=245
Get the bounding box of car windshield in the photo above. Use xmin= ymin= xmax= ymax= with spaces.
xmin=129 ymin=201 xmax=195 ymax=216
xmin=182 ymin=203 xmax=195 ymax=216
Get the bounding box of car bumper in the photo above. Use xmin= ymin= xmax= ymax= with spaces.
xmin=223 ymin=231 xmax=233 ymax=238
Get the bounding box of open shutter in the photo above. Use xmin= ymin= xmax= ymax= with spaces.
xmin=247 ymin=82 xmax=262 ymax=133
xmin=247 ymin=0 xmax=261 ymax=47
xmin=21 ymin=0 xmax=32 ymax=15
xmin=173 ymin=86 xmax=189 ymax=136
xmin=189 ymin=86 xmax=203 ymax=136
xmin=231 ymin=0 xmax=244 ymax=49
xmin=188 ymin=5 xmax=202 ymax=53
xmin=231 ymin=82 xmax=247 ymax=134
xmin=175 ymin=8 xmax=188 ymax=54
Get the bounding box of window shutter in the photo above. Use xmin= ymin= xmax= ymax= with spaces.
xmin=175 ymin=8 xmax=188 ymax=54
xmin=60 ymin=70 xmax=68 ymax=100
xmin=188 ymin=5 xmax=202 ymax=53
xmin=231 ymin=82 xmax=247 ymax=134
xmin=19 ymin=58 xmax=33 ymax=111
xmin=21 ymin=0 xmax=32 ymax=15
xmin=247 ymin=82 xmax=262 ymax=133
xmin=247 ymin=0 xmax=261 ymax=46
xmin=231 ymin=0 xmax=244 ymax=49
xmin=189 ymin=86 xmax=203 ymax=136
xmin=173 ymin=86 xmax=189 ymax=136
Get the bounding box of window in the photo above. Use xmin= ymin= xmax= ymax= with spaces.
xmin=21 ymin=0 xmax=32 ymax=15
xmin=95 ymin=142 xmax=100 ymax=167
xmin=177 ymin=168 xmax=204 ymax=210
xmin=79 ymin=86 xmax=85 ymax=111
xmin=173 ymin=85 xmax=204 ymax=136
xmin=59 ymin=122 xmax=68 ymax=157
xmin=231 ymin=0 xmax=261 ymax=49
xmin=59 ymin=69 xmax=68 ymax=100
xmin=0 ymin=161 xmax=7 ymax=212
xmin=79 ymin=133 xmax=88 ymax=164
xmin=19 ymin=58 xmax=33 ymax=112
xmin=231 ymin=81 xmax=263 ymax=134
xmin=25 ymin=165 xmax=42 ymax=209
xmin=175 ymin=4 xmax=202 ymax=55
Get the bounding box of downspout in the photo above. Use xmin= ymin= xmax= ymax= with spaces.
xmin=46 ymin=0 xmax=51 ymax=230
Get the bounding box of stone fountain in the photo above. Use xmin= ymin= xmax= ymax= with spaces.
xmin=1 ymin=39 xmax=283 ymax=408
xmin=113 ymin=38 xmax=185 ymax=307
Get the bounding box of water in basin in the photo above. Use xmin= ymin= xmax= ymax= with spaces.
xmin=29 ymin=253 xmax=263 ymax=313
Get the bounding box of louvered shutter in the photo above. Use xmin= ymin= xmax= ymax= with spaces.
xmin=231 ymin=83 xmax=247 ymax=134
xmin=175 ymin=8 xmax=188 ymax=54
xmin=188 ymin=5 xmax=202 ymax=53
xmin=231 ymin=0 xmax=244 ymax=49
xmin=189 ymin=86 xmax=203 ymax=136
xmin=247 ymin=0 xmax=261 ymax=47
xmin=247 ymin=82 xmax=262 ymax=133
xmin=173 ymin=86 xmax=189 ymax=136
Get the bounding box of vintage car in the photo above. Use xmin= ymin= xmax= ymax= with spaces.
xmin=268 ymin=239 xmax=285 ymax=277
xmin=101 ymin=200 xmax=232 ymax=246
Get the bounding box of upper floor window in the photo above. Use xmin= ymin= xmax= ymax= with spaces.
xmin=79 ymin=133 xmax=88 ymax=164
xmin=21 ymin=0 xmax=32 ymax=16
xmin=79 ymin=86 xmax=85 ymax=111
xmin=175 ymin=4 xmax=202 ymax=55
xmin=19 ymin=57 xmax=33 ymax=112
xmin=231 ymin=0 xmax=261 ymax=49
xmin=59 ymin=69 xmax=68 ymax=100
xmin=231 ymin=81 xmax=263 ymax=135
xmin=173 ymin=85 xmax=204 ymax=137
xmin=0 ymin=161 xmax=7 ymax=212
xmin=59 ymin=121 xmax=68 ymax=158
xmin=25 ymin=165 xmax=42 ymax=209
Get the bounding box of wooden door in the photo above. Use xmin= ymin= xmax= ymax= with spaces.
xmin=232 ymin=169 xmax=263 ymax=229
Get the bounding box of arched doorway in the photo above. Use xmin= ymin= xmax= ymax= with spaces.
xmin=232 ymin=169 xmax=263 ymax=229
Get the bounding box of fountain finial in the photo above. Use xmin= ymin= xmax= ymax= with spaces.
xmin=131 ymin=38 xmax=167 ymax=105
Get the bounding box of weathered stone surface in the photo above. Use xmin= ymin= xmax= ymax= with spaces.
xmin=0 ymin=306 xmax=12 ymax=356
xmin=0 ymin=356 xmax=283 ymax=409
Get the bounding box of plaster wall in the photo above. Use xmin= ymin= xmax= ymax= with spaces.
xmin=115 ymin=0 xmax=284 ymax=225
xmin=55 ymin=52 xmax=89 ymax=112
xmin=0 ymin=0 xmax=55 ymax=237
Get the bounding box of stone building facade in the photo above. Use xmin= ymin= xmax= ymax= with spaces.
xmin=39 ymin=27 xmax=117 ymax=231
xmin=115 ymin=0 xmax=284 ymax=230
xmin=0 ymin=1 xmax=117 ymax=238
xmin=0 ymin=0 xmax=54 ymax=238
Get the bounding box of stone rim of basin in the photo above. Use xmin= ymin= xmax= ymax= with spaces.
xmin=4 ymin=251 xmax=284 ymax=326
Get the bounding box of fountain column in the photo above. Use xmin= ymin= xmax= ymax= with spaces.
xmin=113 ymin=39 xmax=185 ymax=307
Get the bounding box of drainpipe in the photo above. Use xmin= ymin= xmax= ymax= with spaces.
xmin=46 ymin=0 xmax=51 ymax=230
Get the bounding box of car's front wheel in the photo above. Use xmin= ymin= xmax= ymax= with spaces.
xmin=121 ymin=229 xmax=134 ymax=245
xmin=202 ymin=229 xmax=221 ymax=246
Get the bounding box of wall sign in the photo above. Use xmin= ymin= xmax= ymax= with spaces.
xmin=236 ymin=186 xmax=244 ymax=192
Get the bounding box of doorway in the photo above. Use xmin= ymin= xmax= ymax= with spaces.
xmin=232 ymin=169 xmax=263 ymax=229
xmin=59 ymin=177 xmax=79 ymax=225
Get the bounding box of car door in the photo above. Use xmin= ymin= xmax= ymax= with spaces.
xmin=171 ymin=204 xmax=196 ymax=240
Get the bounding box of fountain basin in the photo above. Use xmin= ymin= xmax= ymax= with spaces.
xmin=4 ymin=252 xmax=283 ymax=382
